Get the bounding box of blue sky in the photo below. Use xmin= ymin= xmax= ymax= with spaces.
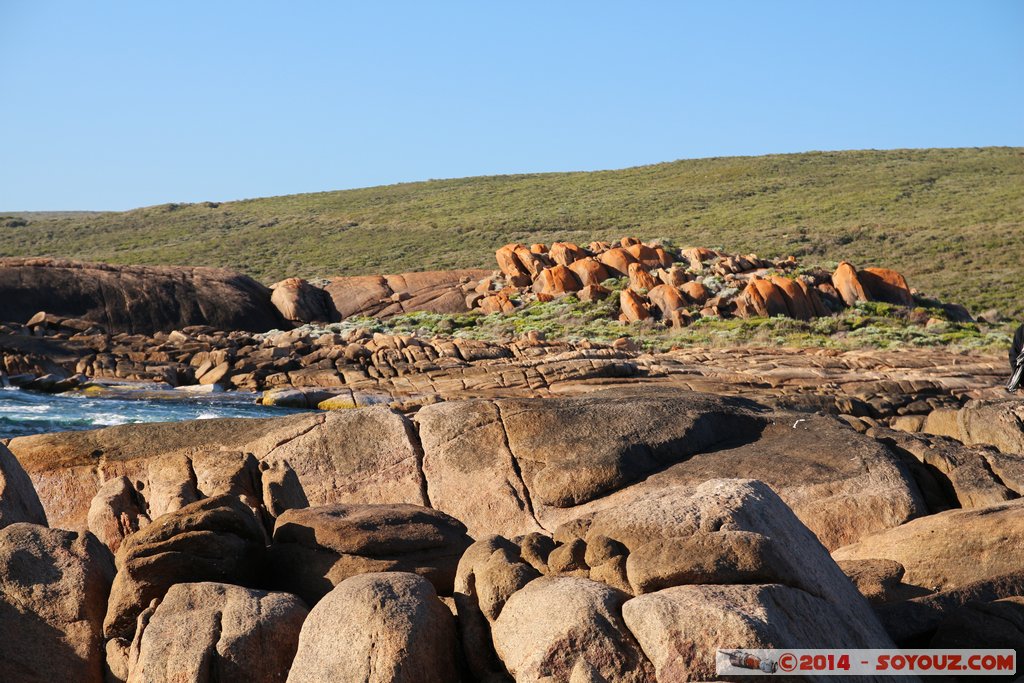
xmin=1 ymin=1 xmax=1021 ymax=210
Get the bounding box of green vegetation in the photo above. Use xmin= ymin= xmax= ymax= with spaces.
xmin=4 ymin=147 xmax=1023 ymax=317
xmin=309 ymin=296 xmax=1011 ymax=354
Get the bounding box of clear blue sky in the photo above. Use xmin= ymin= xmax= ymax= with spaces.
xmin=1 ymin=1 xmax=1021 ymax=211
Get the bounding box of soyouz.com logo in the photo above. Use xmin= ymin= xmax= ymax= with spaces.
xmin=716 ymin=649 xmax=1016 ymax=676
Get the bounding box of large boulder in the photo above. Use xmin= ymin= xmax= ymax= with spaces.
xmin=0 ymin=258 xmax=283 ymax=333
xmin=269 ymin=503 xmax=472 ymax=605
xmin=0 ymin=442 xmax=47 ymax=529
xmin=418 ymin=392 xmax=923 ymax=549
xmin=104 ymin=495 xmax=267 ymax=639
xmin=832 ymin=499 xmax=1024 ymax=592
xmin=286 ymin=572 xmax=458 ymax=683
xmin=124 ymin=582 xmax=308 ymax=683
xmin=417 ymin=392 xmax=765 ymax=537
xmin=0 ymin=523 xmax=114 ymax=683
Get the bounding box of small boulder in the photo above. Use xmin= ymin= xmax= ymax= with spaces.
xmin=286 ymin=572 xmax=458 ymax=683
xmin=832 ymin=499 xmax=1024 ymax=592
xmin=597 ymin=247 xmax=638 ymax=277
xmin=619 ymin=289 xmax=650 ymax=322
xmin=125 ymin=582 xmax=308 ymax=683
xmin=491 ymin=576 xmax=655 ymax=682
xmin=532 ymin=265 xmax=581 ymax=296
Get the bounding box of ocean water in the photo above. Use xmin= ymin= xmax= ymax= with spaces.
xmin=0 ymin=387 xmax=308 ymax=439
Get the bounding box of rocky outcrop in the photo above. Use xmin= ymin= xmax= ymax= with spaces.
xmin=0 ymin=442 xmax=47 ymax=529
xmin=286 ymin=572 xmax=459 ymax=683
xmin=269 ymin=503 xmax=472 ymax=605
xmin=0 ymin=523 xmax=114 ymax=683
xmin=453 ymin=479 xmax=897 ymax=682
xmin=475 ymin=240 xmax=923 ymax=328
xmin=0 ymin=258 xmax=284 ymax=334
xmin=104 ymin=495 xmax=267 ymax=639
xmin=122 ymin=582 xmax=308 ymax=683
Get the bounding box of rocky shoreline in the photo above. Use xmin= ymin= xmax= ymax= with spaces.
xmin=1 ymin=250 xmax=1022 ymax=681
xmin=1 ymin=385 xmax=1023 ymax=680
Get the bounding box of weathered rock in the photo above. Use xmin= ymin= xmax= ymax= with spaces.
xmin=104 ymin=495 xmax=267 ymax=639
xmin=623 ymin=584 xmax=898 ymax=682
xmin=836 ymin=558 xmax=908 ymax=604
xmin=13 ymin=408 xmax=428 ymax=532
xmin=270 ymin=277 xmax=330 ymax=324
xmin=87 ymin=476 xmax=151 ymax=553
xmin=869 ymin=426 xmax=1021 ymax=509
xmin=625 ymin=530 xmax=790 ymax=594
xmin=491 ymin=576 xmax=655 ymax=682
xmin=597 ymin=247 xmax=638 ymax=276
xmin=532 ymin=265 xmax=581 ymax=296
xmin=769 ymin=275 xmax=814 ymax=320
xmin=260 ymin=408 xmax=427 ymax=509
xmin=418 ymin=392 xmax=764 ymax=537
xmin=287 ymin=572 xmax=458 ymax=683
xmin=0 ymin=442 xmax=47 ymax=529
xmin=548 ymin=242 xmax=586 ymax=267
xmin=270 ymin=503 xmax=472 ymax=605
xmin=679 ymin=280 xmax=709 ymax=305
xmin=567 ymin=257 xmax=610 ymax=287
xmin=0 ymin=258 xmax=284 ymax=334
xmin=627 ymin=263 xmax=658 ymax=293
xmin=324 ymin=269 xmax=490 ymax=320
xmin=577 ymin=284 xmax=610 ymax=302
xmin=619 ymin=289 xmax=650 ymax=322
xmin=930 ymin=597 xmax=1024 ymax=650
xmin=0 ymin=523 xmax=114 ymax=683
xmin=126 ymin=582 xmax=308 ymax=683
xmin=496 ymin=244 xmax=530 ymax=279
xmin=832 ymin=261 xmax=870 ymax=306
xmin=832 ymin=499 xmax=1024 ymax=592
xmin=877 ymin=571 xmax=1024 ymax=643
xmin=646 ymin=284 xmax=686 ymax=318
xmin=944 ymin=399 xmax=1024 ymax=456
xmin=452 ymin=536 xmax=534 ymax=681
xmin=860 ymin=267 xmax=914 ymax=306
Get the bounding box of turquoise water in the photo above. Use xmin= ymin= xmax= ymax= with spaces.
xmin=0 ymin=387 xmax=307 ymax=439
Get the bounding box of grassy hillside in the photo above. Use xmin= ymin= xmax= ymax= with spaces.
xmin=4 ymin=147 xmax=1023 ymax=318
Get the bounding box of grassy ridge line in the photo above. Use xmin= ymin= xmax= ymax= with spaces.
xmin=3 ymin=147 xmax=1023 ymax=318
